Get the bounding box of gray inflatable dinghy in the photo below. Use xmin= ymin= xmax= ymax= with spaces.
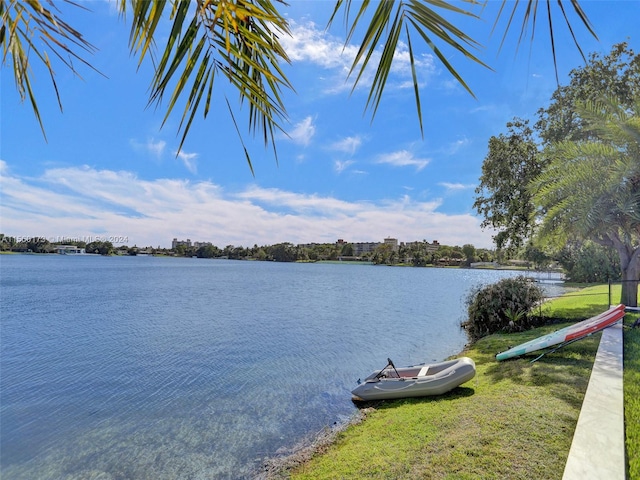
xmin=351 ymin=357 xmax=476 ymax=401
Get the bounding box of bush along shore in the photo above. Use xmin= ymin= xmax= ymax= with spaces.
xmin=261 ymin=285 xmax=639 ymax=479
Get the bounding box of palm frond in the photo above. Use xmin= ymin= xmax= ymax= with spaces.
xmin=1 ymin=0 xmax=99 ymax=138
xmin=533 ymin=96 xmax=640 ymax=248
xmin=328 ymin=0 xmax=488 ymax=136
xmin=124 ymin=0 xmax=292 ymax=170
xmin=493 ymin=0 xmax=598 ymax=85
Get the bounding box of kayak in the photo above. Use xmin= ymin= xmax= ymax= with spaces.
xmin=351 ymin=357 xmax=476 ymax=401
xmin=495 ymin=304 xmax=626 ymax=361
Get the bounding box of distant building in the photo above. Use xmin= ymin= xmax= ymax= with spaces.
xmin=297 ymin=242 xmax=334 ymax=249
xmin=193 ymin=241 xmax=212 ymax=248
xmin=402 ymin=240 xmax=440 ymax=253
xmin=352 ymin=242 xmax=381 ymax=256
xmin=171 ymin=239 xmax=213 ymax=249
xmin=384 ymin=237 xmax=398 ymax=251
xmin=172 ymin=238 xmax=192 ymax=249
xmin=56 ymin=245 xmax=86 ymax=255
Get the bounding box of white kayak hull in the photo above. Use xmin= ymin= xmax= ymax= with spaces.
xmin=351 ymin=357 xmax=476 ymax=402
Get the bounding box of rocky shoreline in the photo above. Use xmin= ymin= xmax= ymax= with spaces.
xmin=256 ymin=407 xmax=375 ymax=479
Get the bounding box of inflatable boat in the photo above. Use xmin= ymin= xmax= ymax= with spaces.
xmin=351 ymin=357 xmax=476 ymax=402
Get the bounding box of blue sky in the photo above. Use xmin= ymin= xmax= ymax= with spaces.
xmin=2 ymin=1 xmax=639 ymax=250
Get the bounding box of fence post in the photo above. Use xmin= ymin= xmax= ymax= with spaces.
xmin=608 ymin=280 xmax=611 ymax=307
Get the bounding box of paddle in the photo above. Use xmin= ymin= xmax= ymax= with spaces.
xmin=386 ymin=358 xmax=401 ymax=378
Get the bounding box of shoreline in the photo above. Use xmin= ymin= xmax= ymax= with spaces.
xmin=253 ymin=289 xmax=638 ymax=479
xmin=257 ymin=407 xmax=374 ymax=479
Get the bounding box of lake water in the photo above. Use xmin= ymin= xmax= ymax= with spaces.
xmin=0 ymin=255 xmax=566 ymax=479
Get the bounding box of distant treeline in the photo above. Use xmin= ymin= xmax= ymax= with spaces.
xmin=0 ymin=234 xmax=494 ymax=267
xmin=1 ymin=234 xmax=620 ymax=282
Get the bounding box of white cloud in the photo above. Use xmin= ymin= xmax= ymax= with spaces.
xmin=0 ymin=165 xmax=496 ymax=248
xmin=286 ymin=116 xmax=316 ymax=146
xmin=234 ymin=185 xmax=361 ymax=214
xmin=389 ymin=41 xmax=436 ymax=80
xmin=446 ymin=137 xmax=470 ymax=154
xmin=103 ymin=0 xmax=121 ymax=15
xmin=281 ymin=21 xmax=354 ymax=70
xmin=470 ymin=104 xmax=497 ymax=114
xmin=330 ymin=135 xmax=363 ymax=155
xmin=130 ymin=138 xmax=167 ymax=158
xmin=176 ymin=151 xmax=199 ymax=174
xmin=334 ymin=160 xmax=355 ymax=173
xmin=439 ymin=182 xmax=475 ymax=192
xmin=441 ymin=78 xmax=464 ymax=94
xmin=281 ymin=20 xmax=436 ymax=94
xmin=376 ymin=150 xmax=430 ymax=171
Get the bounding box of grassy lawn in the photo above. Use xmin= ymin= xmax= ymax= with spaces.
xmin=271 ymin=285 xmax=638 ymax=480
xmin=626 ymin=317 xmax=640 ymax=479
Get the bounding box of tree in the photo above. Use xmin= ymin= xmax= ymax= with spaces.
xmin=522 ymin=243 xmax=551 ymax=271
xmin=462 ymin=244 xmax=476 ymax=266
xmin=3 ymin=0 xmax=597 ymax=166
xmin=412 ymin=249 xmax=426 ymax=267
xmin=536 ymin=42 xmax=640 ymax=146
xmin=473 ymin=119 xmax=544 ymax=253
xmin=372 ymin=242 xmax=395 ymax=265
xmin=85 ymin=240 xmax=114 ymax=255
xmin=267 ymin=242 xmax=296 ymax=262
xmin=555 ymin=240 xmax=620 ymax=283
xmin=197 ymin=244 xmax=221 ymax=258
xmin=449 ymin=247 xmax=464 ymax=265
xmin=341 ymin=243 xmax=354 ymax=257
xmin=0 ymin=234 xmax=16 ymax=251
xmin=532 ymin=97 xmax=640 ymax=307
xmin=26 ymin=237 xmax=51 ymax=253
xmin=254 ymin=247 xmax=267 ymax=261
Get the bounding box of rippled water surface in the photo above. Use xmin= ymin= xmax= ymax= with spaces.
xmin=0 ymin=255 xmax=565 ymax=479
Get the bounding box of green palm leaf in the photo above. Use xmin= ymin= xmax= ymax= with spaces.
xmin=4 ymin=0 xmax=599 ymax=166
xmin=532 ymin=96 xmax=640 ymax=248
xmin=1 ymin=0 xmax=100 ymax=139
xmin=493 ymin=0 xmax=598 ymax=84
xmin=123 ymin=0 xmax=292 ymax=169
xmin=329 ymin=0 xmax=488 ymax=136
xmin=330 ymin=0 xmax=598 ymax=135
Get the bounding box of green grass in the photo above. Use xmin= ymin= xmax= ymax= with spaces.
xmin=539 ymin=283 xmax=617 ymax=319
xmin=625 ymin=314 xmax=640 ymax=479
xmin=271 ymin=285 xmax=639 ymax=480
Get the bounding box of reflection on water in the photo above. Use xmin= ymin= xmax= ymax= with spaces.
xmin=0 ymin=256 xmax=569 ymax=478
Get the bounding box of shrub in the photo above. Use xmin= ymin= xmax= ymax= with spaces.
xmin=557 ymin=240 xmax=620 ymax=283
xmin=461 ymin=276 xmax=545 ymax=343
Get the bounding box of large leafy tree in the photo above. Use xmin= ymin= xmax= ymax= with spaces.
xmin=532 ymin=97 xmax=640 ymax=307
xmin=473 ymin=118 xmax=544 ymax=253
xmin=475 ymin=44 xmax=639 ymax=255
xmin=555 ymin=240 xmax=620 ymax=283
xmin=3 ymin=0 xmax=597 ymax=165
xmin=536 ymin=42 xmax=640 ymax=146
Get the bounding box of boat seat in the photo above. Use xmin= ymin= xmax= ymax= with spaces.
xmin=418 ymin=366 xmax=429 ymax=377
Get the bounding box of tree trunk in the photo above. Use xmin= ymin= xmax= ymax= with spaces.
xmin=621 ymin=267 xmax=639 ymax=307
xmin=606 ymin=232 xmax=640 ymax=308
xmin=618 ymin=247 xmax=640 ymax=308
